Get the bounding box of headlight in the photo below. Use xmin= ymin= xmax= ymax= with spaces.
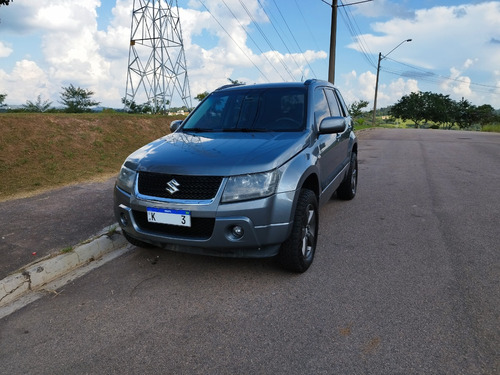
xmin=116 ymin=165 xmax=136 ymax=193
xmin=222 ymin=170 xmax=280 ymax=203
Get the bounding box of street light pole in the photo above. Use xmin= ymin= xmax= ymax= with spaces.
xmin=371 ymin=39 xmax=412 ymax=126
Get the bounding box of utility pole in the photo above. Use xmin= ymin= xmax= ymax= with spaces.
xmin=371 ymin=39 xmax=412 ymax=126
xmin=328 ymin=0 xmax=338 ymax=84
xmin=371 ymin=52 xmax=382 ymax=126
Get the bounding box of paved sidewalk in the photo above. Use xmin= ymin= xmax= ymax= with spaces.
xmin=0 ymin=177 xmax=117 ymax=280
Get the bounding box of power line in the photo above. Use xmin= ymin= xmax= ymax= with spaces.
xmin=256 ymin=0 xmax=311 ymax=80
xmin=337 ymin=0 xmax=376 ymax=69
xmin=199 ymin=0 xmax=320 ymax=83
xmin=271 ymin=0 xmax=319 ymax=78
xmin=322 ymin=0 xmax=373 ymax=6
xmin=293 ymin=0 xmax=324 ymax=53
xmin=383 ymin=56 xmax=500 ymax=94
xmin=197 ymin=0 xmax=270 ymax=82
xmin=338 ymin=0 xmax=373 ymax=6
xmin=220 ymin=0 xmax=287 ymax=81
xmin=239 ymin=0 xmax=296 ymax=80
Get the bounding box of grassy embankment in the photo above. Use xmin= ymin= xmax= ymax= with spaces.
xmin=0 ymin=112 xmax=184 ymax=201
xmin=1 ymin=112 xmax=498 ymax=201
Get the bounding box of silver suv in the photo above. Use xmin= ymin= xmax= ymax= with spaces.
xmin=114 ymin=80 xmax=357 ymax=272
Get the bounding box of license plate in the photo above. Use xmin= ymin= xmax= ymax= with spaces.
xmin=147 ymin=207 xmax=191 ymax=227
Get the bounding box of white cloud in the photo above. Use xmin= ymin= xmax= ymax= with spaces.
xmin=388 ymin=78 xmax=419 ymax=101
xmin=441 ymin=66 xmax=472 ymax=99
xmin=339 ymin=68 xmax=421 ymax=109
xmin=179 ymin=1 xmax=327 ymax=99
xmin=0 ymin=41 xmax=13 ymax=58
xmin=0 ymin=60 xmax=53 ymax=104
xmin=347 ymin=1 xmax=500 ymax=108
xmin=0 ymin=0 xmax=134 ymax=106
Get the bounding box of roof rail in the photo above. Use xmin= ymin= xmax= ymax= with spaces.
xmin=304 ymin=79 xmax=317 ymax=86
xmin=215 ymin=83 xmax=246 ymax=91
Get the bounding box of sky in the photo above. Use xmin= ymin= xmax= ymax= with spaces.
xmin=0 ymin=0 xmax=499 ymax=110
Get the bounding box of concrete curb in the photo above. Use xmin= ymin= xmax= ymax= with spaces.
xmin=0 ymin=224 xmax=127 ymax=309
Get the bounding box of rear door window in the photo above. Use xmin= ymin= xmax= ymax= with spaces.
xmin=314 ymin=88 xmax=331 ymax=128
xmin=325 ymin=89 xmax=342 ymax=117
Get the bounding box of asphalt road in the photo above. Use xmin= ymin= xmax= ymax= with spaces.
xmin=1 ymin=128 xmax=499 ymax=374
xmin=0 ymin=177 xmax=117 ymax=279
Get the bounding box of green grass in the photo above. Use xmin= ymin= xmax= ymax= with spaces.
xmin=60 ymin=246 xmax=73 ymax=254
xmin=360 ymin=116 xmax=500 ymax=132
xmin=482 ymin=123 xmax=500 ymax=132
xmin=0 ymin=112 xmax=184 ymax=200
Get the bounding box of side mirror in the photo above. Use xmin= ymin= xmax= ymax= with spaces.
xmin=170 ymin=119 xmax=183 ymax=132
xmin=319 ymin=116 xmax=346 ymax=134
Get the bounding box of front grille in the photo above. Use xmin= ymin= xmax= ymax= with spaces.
xmin=138 ymin=172 xmax=223 ymax=200
xmin=133 ymin=210 xmax=215 ymax=240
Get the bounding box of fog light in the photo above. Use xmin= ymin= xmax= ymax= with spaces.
xmin=231 ymin=225 xmax=244 ymax=239
xmin=120 ymin=213 xmax=128 ymax=227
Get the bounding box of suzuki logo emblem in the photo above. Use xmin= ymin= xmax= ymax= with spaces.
xmin=166 ymin=179 xmax=180 ymax=195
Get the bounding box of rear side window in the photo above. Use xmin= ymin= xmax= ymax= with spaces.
xmin=334 ymin=89 xmax=349 ymax=116
xmin=314 ymin=88 xmax=330 ymax=127
xmin=325 ymin=89 xmax=342 ymax=117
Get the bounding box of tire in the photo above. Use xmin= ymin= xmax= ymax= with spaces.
xmin=337 ymin=151 xmax=357 ymax=200
xmin=278 ymin=189 xmax=318 ymax=273
xmin=123 ymin=230 xmax=155 ymax=248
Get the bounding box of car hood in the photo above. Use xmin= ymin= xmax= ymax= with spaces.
xmin=124 ymin=131 xmax=310 ymax=176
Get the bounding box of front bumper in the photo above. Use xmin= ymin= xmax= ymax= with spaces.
xmin=114 ymin=185 xmax=295 ymax=258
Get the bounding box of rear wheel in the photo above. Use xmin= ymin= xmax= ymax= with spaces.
xmin=278 ymin=189 xmax=318 ymax=273
xmin=337 ymin=151 xmax=357 ymax=200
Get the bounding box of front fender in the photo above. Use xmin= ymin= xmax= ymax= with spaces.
xmin=276 ymin=148 xmax=320 ymax=225
xmin=277 ymin=148 xmax=319 ymax=194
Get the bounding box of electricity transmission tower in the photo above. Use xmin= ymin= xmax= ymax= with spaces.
xmin=124 ymin=0 xmax=192 ymax=113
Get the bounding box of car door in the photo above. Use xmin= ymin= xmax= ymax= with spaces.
xmin=325 ymin=88 xmax=351 ymax=171
xmin=315 ymin=87 xmax=341 ymax=192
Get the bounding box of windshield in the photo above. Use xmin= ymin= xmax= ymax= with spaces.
xmin=182 ymin=87 xmax=307 ymax=132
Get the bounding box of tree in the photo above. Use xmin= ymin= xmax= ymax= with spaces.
xmin=390 ymin=91 xmax=500 ymax=130
xmin=348 ymin=100 xmax=369 ymax=118
xmin=476 ymin=104 xmax=496 ymax=130
xmin=348 ymin=100 xmax=369 ymax=126
xmin=59 ymin=84 xmax=100 ymax=113
xmin=390 ymin=92 xmax=427 ymax=128
xmin=121 ymin=97 xmax=153 ymax=114
xmin=390 ymin=91 xmax=459 ymax=128
xmin=0 ymin=93 xmax=6 ymax=107
xmin=0 ymin=0 xmax=12 ymax=6
xmin=424 ymin=92 xmax=454 ymax=128
xmin=453 ymin=98 xmax=477 ymax=129
xmin=22 ymin=95 xmax=53 ymax=112
xmin=195 ymin=91 xmax=210 ymax=102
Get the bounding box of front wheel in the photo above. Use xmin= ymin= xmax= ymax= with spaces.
xmin=278 ymin=189 xmax=318 ymax=273
xmin=337 ymin=151 xmax=357 ymax=200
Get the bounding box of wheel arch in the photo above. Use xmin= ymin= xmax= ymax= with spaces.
xmin=286 ymin=169 xmax=320 ymax=227
xmin=351 ymin=141 xmax=358 ymax=155
xmin=300 ymin=172 xmax=320 ymax=200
